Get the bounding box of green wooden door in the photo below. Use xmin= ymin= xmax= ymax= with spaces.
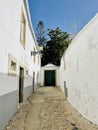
xmin=45 ymin=70 xmax=56 ymax=86
xmin=19 ymin=67 xmax=24 ymax=103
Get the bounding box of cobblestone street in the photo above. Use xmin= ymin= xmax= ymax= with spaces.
xmin=3 ymin=87 xmax=98 ymax=130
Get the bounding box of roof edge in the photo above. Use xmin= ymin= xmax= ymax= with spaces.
xmin=23 ymin=0 xmax=39 ymax=51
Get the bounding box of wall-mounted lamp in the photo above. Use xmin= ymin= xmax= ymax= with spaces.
xmin=31 ymin=51 xmax=42 ymax=56
xmin=31 ymin=51 xmax=38 ymax=56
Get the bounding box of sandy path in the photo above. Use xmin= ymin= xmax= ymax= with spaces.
xmin=3 ymin=87 xmax=98 ymax=130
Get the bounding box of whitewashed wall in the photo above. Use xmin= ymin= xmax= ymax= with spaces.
xmin=60 ymin=14 xmax=98 ymax=125
xmin=0 ymin=0 xmax=41 ymax=129
xmin=0 ymin=0 xmax=41 ymax=96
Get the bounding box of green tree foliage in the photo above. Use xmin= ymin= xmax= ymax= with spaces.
xmin=41 ymin=27 xmax=71 ymax=66
xmin=36 ymin=21 xmax=47 ymax=47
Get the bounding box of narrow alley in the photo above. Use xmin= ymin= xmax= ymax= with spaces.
xmin=3 ymin=87 xmax=98 ymax=130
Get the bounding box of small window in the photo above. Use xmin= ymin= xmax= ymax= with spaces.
xmin=11 ymin=61 xmax=16 ymax=71
xmin=20 ymin=9 xmax=26 ymax=48
xmin=8 ymin=54 xmax=17 ymax=76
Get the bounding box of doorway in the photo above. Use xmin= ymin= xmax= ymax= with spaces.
xmin=19 ymin=67 xmax=24 ymax=103
xmin=32 ymin=72 xmax=35 ymax=91
xmin=44 ymin=70 xmax=56 ymax=86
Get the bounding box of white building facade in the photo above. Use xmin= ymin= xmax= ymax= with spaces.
xmin=0 ymin=0 xmax=41 ymax=129
xmin=60 ymin=14 xmax=98 ymax=125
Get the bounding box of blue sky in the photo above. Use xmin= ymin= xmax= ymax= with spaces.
xmin=28 ymin=0 xmax=98 ymax=34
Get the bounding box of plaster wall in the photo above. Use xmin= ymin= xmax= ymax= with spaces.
xmin=60 ymin=14 xmax=98 ymax=125
xmin=0 ymin=0 xmax=41 ymax=129
xmin=0 ymin=0 xmax=41 ymax=96
xmin=0 ymin=74 xmax=18 ymax=130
